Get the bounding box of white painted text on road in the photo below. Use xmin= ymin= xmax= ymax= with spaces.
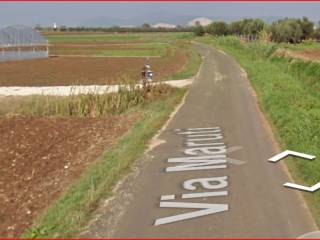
xmin=154 ymin=127 xmax=229 ymax=226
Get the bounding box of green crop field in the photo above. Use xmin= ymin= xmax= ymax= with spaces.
xmin=280 ymin=41 xmax=320 ymax=51
xmin=48 ymin=32 xmax=194 ymax=58
xmin=46 ymin=32 xmax=193 ymax=43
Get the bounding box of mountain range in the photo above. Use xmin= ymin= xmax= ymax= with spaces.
xmin=81 ymin=14 xmax=283 ymax=27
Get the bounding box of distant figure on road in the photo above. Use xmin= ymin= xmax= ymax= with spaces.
xmin=141 ymin=63 xmax=153 ymax=86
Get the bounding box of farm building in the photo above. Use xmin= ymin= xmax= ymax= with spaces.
xmin=0 ymin=25 xmax=49 ymax=62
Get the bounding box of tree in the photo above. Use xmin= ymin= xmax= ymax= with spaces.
xmin=313 ymin=27 xmax=320 ymax=41
xmin=59 ymin=25 xmax=67 ymax=32
xmin=206 ymin=21 xmax=229 ymax=36
xmin=229 ymin=21 xmax=242 ymax=36
xmin=142 ymin=23 xmax=151 ymax=28
xmin=194 ymin=25 xmax=205 ymax=36
xmin=298 ymin=17 xmax=314 ymax=40
xmin=270 ymin=18 xmax=303 ymax=43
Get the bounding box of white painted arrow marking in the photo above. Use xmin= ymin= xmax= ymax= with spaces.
xmin=284 ymin=182 xmax=320 ymax=192
xmin=154 ymin=202 xmax=228 ymax=226
xmin=268 ymin=150 xmax=315 ymax=162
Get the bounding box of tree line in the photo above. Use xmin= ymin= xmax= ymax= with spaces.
xmin=36 ymin=24 xmax=194 ymax=33
xmin=36 ymin=17 xmax=320 ymax=43
xmin=194 ymin=17 xmax=320 ymax=43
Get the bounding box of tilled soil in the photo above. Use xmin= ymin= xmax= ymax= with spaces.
xmin=292 ymin=49 xmax=320 ymax=61
xmin=276 ymin=48 xmax=320 ymax=62
xmin=0 ymin=114 xmax=139 ymax=237
xmin=0 ymin=49 xmax=188 ymax=87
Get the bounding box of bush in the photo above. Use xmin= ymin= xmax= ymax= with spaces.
xmin=313 ymin=28 xmax=320 ymax=41
xmin=0 ymin=81 xmax=173 ymax=117
xmin=206 ymin=21 xmax=229 ymax=36
xmin=193 ymin=25 xmax=205 ymax=36
xmin=270 ymin=17 xmax=314 ymax=43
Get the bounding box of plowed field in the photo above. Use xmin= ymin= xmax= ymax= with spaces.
xmin=0 ymin=113 xmax=139 ymax=237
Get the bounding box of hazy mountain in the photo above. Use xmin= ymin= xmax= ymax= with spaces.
xmin=81 ymin=14 xmax=285 ymax=27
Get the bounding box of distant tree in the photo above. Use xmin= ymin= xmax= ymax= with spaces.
xmin=240 ymin=19 xmax=265 ymax=40
xmin=59 ymin=25 xmax=67 ymax=32
xmin=313 ymin=27 xmax=320 ymax=41
xmin=227 ymin=19 xmax=266 ymax=40
xmin=142 ymin=23 xmax=151 ymax=28
xmin=194 ymin=25 xmax=205 ymax=36
xmin=229 ymin=21 xmax=242 ymax=36
xmin=206 ymin=21 xmax=229 ymax=36
xmin=298 ymin=17 xmax=314 ymax=40
xmin=270 ymin=18 xmax=303 ymax=43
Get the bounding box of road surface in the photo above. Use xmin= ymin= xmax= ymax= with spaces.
xmin=81 ymin=43 xmax=317 ymax=238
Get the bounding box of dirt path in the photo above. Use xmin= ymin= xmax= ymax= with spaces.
xmin=81 ymin=43 xmax=317 ymax=238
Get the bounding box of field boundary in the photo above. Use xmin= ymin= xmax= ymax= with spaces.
xmin=0 ymin=79 xmax=193 ymax=96
xmin=49 ymin=55 xmax=162 ymax=58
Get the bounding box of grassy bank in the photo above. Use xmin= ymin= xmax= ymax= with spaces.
xmin=280 ymin=40 xmax=320 ymax=51
xmin=21 ymin=87 xmax=186 ymax=238
xmin=197 ymin=36 xmax=320 ymax=227
xmin=0 ymin=82 xmax=174 ymax=117
xmin=170 ymin=43 xmax=202 ymax=80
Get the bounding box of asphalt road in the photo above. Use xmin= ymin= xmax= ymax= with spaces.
xmin=82 ymin=43 xmax=318 ymax=238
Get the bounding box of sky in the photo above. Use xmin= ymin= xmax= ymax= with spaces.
xmin=0 ymin=2 xmax=320 ymax=28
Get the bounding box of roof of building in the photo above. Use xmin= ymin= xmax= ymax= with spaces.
xmin=0 ymin=25 xmax=47 ymax=46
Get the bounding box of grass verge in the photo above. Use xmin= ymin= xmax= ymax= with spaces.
xmin=21 ymin=87 xmax=186 ymax=238
xmin=0 ymin=82 xmax=174 ymax=117
xmin=196 ymin=36 xmax=320 ymax=227
xmin=169 ymin=43 xmax=202 ymax=80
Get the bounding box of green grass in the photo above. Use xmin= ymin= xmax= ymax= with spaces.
xmin=47 ymin=34 xmax=142 ymax=43
xmin=97 ymin=47 xmax=166 ymax=57
xmin=280 ymin=41 xmax=320 ymax=51
xmin=0 ymin=82 xmax=175 ymax=117
xmin=169 ymin=43 xmax=202 ymax=80
xmin=47 ymin=32 xmax=193 ymax=44
xmin=47 ymin=33 xmax=194 ymax=58
xmin=21 ymin=87 xmax=186 ymax=238
xmin=196 ymin=36 xmax=320 ymax=227
xmin=48 ymin=33 xmax=201 ymax=80
xmin=51 ymin=42 xmax=169 ymax=57
xmin=52 ymin=48 xmax=166 ymax=57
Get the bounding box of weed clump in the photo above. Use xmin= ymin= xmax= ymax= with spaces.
xmin=1 ymin=79 xmax=174 ymax=117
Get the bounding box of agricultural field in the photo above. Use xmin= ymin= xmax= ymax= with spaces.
xmin=0 ymin=32 xmax=198 ymax=237
xmin=278 ymin=41 xmax=320 ymax=62
xmin=0 ymin=32 xmax=200 ymax=86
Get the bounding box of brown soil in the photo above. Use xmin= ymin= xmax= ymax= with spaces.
xmin=276 ymin=48 xmax=320 ymax=62
xmin=0 ymin=113 xmax=140 ymax=237
xmin=292 ymin=49 xmax=320 ymax=61
xmin=0 ymin=49 xmax=188 ymax=87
